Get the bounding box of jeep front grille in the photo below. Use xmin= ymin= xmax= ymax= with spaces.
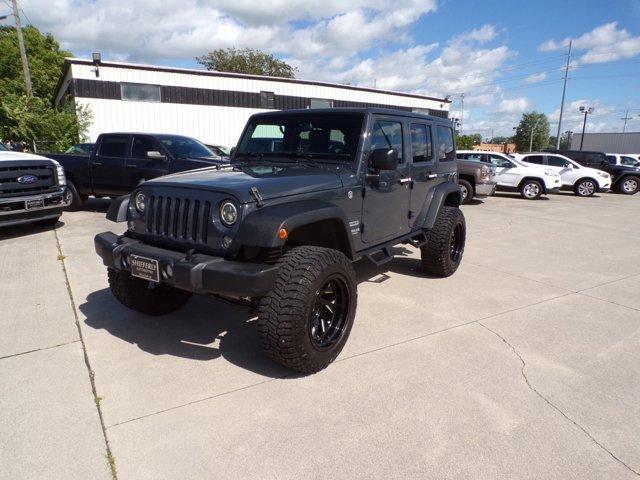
xmin=145 ymin=195 xmax=211 ymax=243
xmin=0 ymin=165 xmax=57 ymax=197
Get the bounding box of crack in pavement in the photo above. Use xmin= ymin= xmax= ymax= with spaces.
xmin=54 ymin=229 xmax=118 ymax=480
xmin=0 ymin=339 xmax=81 ymax=361
xmin=478 ymin=321 xmax=640 ymax=477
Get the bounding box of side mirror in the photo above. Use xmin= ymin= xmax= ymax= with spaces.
xmin=147 ymin=150 xmax=167 ymax=161
xmin=370 ymin=148 xmax=399 ymax=171
xmin=230 ymin=146 xmax=236 ymax=157
xmin=565 ymin=163 xmax=574 ymax=169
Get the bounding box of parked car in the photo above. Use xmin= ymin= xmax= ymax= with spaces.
xmin=95 ymin=108 xmax=465 ymax=374
xmin=457 ymin=150 xmax=561 ymax=200
xmin=47 ymin=133 xmax=229 ymax=210
xmin=455 ymin=154 xmax=497 ymax=203
xmin=606 ymin=153 xmax=640 ymax=168
xmin=0 ymin=142 xmax=69 ymax=228
xmin=545 ymin=149 xmax=637 ymax=195
xmin=516 ymin=152 xmax=611 ymax=197
xmin=64 ymin=143 xmax=94 ymax=155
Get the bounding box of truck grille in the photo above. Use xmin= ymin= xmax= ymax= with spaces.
xmin=0 ymin=165 xmax=56 ymax=197
xmin=145 ymin=195 xmax=211 ymax=243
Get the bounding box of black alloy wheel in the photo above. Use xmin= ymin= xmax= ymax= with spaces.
xmin=309 ymin=275 xmax=350 ymax=350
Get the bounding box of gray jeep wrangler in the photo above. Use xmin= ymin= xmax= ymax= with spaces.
xmin=95 ymin=108 xmax=465 ymax=374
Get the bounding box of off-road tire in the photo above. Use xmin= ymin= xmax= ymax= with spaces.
xmin=257 ymin=246 xmax=357 ymax=374
xmin=619 ymin=176 xmax=639 ymax=195
xmin=421 ymin=206 xmax=466 ymax=277
xmin=574 ymin=178 xmax=597 ymax=197
xmin=64 ymin=181 xmax=85 ymax=211
xmin=520 ymin=179 xmax=543 ymax=200
xmin=458 ymin=179 xmax=474 ymax=204
xmin=34 ymin=216 xmax=60 ymax=227
xmin=107 ymin=268 xmax=192 ymax=316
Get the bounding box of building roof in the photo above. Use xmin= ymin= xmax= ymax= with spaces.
xmin=55 ymin=58 xmax=450 ymax=104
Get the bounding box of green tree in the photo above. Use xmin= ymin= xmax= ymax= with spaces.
xmin=455 ymin=133 xmax=482 ymax=149
xmin=513 ymin=112 xmax=550 ymax=152
xmin=196 ymin=48 xmax=296 ymax=78
xmin=0 ymin=25 xmax=90 ymax=149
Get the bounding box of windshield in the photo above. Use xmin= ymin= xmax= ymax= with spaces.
xmin=156 ymin=135 xmax=215 ymax=158
xmin=0 ymin=142 xmax=8 ymax=151
xmin=236 ymin=113 xmax=364 ymax=163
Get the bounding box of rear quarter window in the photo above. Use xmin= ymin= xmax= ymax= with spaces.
xmin=436 ymin=125 xmax=455 ymax=161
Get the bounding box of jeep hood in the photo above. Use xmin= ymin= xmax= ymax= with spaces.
xmin=146 ymin=164 xmax=344 ymax=203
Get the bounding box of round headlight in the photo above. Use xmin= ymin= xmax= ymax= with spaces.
xmin=220 ymin=200 xmax=238 ymax=226
xmin=134 ymin=191 xmax=146 ymax=213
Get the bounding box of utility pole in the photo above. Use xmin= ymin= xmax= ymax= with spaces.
xmin=460 ymin=93 xmax=465 ymax=134
xmin=621 ymin=109 xmax=632 ymax=133
xmin=529 ymin=120 xmax=539 ymax=152
xmin=579 ymin=106 xmax=594 ymax=150
xmin=11 ymin=0 xmax=32 ymax=96
xmin=555 ymin=40 xmax=572 ymax=149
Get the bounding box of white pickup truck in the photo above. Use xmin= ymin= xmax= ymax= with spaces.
xmin=0 ymin=143 xmax=70 ymax=228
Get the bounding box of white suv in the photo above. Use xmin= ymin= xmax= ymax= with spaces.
xmin=514 ymin=152 xmax=611 ymax=197
xmin=457 ymin=150 xmax=561 ymax=200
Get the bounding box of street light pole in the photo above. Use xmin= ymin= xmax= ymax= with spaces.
xmin=579 ymin=106 xmax=594 ymax=151
xmin=11 ymin=0 xmax=32 ymax=96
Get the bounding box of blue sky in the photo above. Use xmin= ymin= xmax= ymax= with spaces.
xmin=10 ymin=0 xmax=640 ymax=136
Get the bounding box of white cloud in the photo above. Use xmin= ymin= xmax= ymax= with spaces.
xmin=538 ymin=22 xmax=640 ymax=64
xmin=524 ymin=72 xmax=547 ymax=84
xmin=497 ymin=97 xmax=531 ymax=113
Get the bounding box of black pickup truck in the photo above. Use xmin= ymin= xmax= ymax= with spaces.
xmin=48 ymin=133 xmax=228 ymax=210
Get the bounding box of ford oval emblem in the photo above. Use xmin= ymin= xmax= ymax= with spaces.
xmin=17 ymin=174 xmax=38 ymax=184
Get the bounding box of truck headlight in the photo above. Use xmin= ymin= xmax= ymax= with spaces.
xmin=220 ymin=200 xmax=238 ymax=226
xmin=134 ymin=191 xmax=146 ymax=213
xmin=53 ymin=161 xmax=66 ymax=185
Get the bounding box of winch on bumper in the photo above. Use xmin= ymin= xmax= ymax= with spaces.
xmin=95 ymin=232 xmax=279 ymax=298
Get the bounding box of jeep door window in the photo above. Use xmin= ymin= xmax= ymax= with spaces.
xmin=465 ymin=153 xmax=483 ymax=162
xmin=370 ymin=120 xmax=403 ymax=162
xmin=489 ymin=155 xmax=513 ymax=168
xmin=522 ymin=155 xmax=544 ymax=165
xmin=411 ymin=124 xmax=433 ymax=163
xmin=547 ymin=156 xmax=570 ymax=168
xmin=436 ymin=125 xmax=455 ymax=161
xmin=156 ymin=135 xmax=213 ymax=159
xmin=236 ymin=113 xmax=363 ymax=162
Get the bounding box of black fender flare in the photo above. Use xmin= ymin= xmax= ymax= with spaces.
xmin=235 ymin=199 xmax=355 ymax=258
xmin=106 ymin=195 xmax=130 ymax=222
xmin=416 ymin=181 xmax=461 ymax=230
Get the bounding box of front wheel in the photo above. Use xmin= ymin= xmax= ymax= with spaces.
xmin=458 ymin=179 xmax=474 ymax=204
xmin=108 ymin=268 xmax=192 ymax=316
xmin=64 ymin=181 xmax=86 ymax=211
xmin=421 ymin=206 xmax=466 ymax=277
xmin=257 ymin=246 xmax=357 ymax=374
xmin=520 ymin=180 xmax=543 ymax=200
xmin=619 ymin=176 xmax=639 ymax=195
xmin=574 ymin=178 xmax=597 ymax=197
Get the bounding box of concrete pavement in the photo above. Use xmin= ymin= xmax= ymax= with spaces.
xmin=2 ymin=191 xmax=640 ymax=479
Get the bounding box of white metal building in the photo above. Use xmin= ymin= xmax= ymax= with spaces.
xmin=570 ymin=132 xmax=640 ymax=153
xmin=54 ymin=58 xmax=450 ymax=148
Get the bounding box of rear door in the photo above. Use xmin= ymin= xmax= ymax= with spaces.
xmin=361 ymin=116 xmax=411 ymax=243
xmin=125 ymin=135 xmax=170 ymax=189
xmin=91 ymin=135 xmax=130 ymax=195
xmin=408 ymin=122 xmax=438 ymax=228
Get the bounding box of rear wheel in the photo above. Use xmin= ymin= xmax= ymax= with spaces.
xmin=108 ymin=268 xmax=192 ymax=316
xmin=520 ymin=180 xmax=543 ymax=200
xmin=619 ymin=176 xmax=639 ymax=195
xmin=574 ymin=178 xmax=597 ymax=197
xmin=421 ymin=206 xmax=466 ymax=277
xmin=458 ymin=179 xmax=474 ymax=204
xmin=257 ymin=246 xmax=357 ymax=374
xmin=64 ymin=181 xmax=86 ymax=211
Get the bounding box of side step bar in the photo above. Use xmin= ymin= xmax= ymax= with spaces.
xmin=364 ymin=231 xmax=429 ymax=267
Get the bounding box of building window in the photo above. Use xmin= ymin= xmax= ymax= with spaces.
xmin=309 ymin=98 xmax=333 ymax=109
xmin=260 ymin=91 xmax=275 ymax=109
xmin=121 ymin=83 xmax=161 ymax=102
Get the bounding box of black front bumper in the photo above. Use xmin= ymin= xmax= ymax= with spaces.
xmin=95 ymin=232 xmax=279 ymax=298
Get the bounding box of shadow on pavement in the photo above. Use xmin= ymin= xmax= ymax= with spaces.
xmin=0 ymin=219 xmax=66 ymax=240
xmin=80 ymin=245 xmax=440 ymax=376
xmin=493 ymin=193 xmax=550 ymax=201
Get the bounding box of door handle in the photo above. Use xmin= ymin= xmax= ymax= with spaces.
xmin=427 ymin=173 xmax=437 ymax=179
xmin=126 ymin=164 xmax=137 ymax=169
xmin=399 ymin=177 xmax=412 ymax=184
xmin=92 ymin=162 xmax=102 ymax=166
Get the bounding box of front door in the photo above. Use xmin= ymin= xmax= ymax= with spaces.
xmin=125 ymin=135 xmax=170 ymax=189
xmin=361 ymin=117 xmax=411 ymax=243
xmin=544 ymin=155 xmax=575 ymax=186
xmin=489 ymin=154 xmax=519 ymax=186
